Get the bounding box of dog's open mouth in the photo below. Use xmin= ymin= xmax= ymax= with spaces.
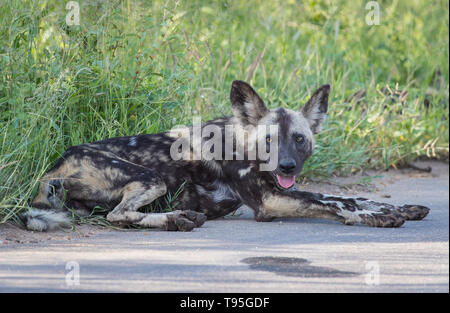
xmin=275 ymin=174 xmax=296 ymax=189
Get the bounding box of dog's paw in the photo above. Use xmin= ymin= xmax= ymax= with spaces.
xmin=359 ymin=212 xmax=406 ymax=228
xmin=396 ymin=205 xmax=430 ymax=220
xmin=165 ymin=214 xmax=195 ymax=232
xmin=164 ymin=210 xmax=207 ymax=231
xmin=180 ymin=210 xmax=207 ymax=227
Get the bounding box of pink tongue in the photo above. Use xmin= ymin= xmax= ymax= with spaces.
xmin=276 ymin=175 xmax=295 ymax=189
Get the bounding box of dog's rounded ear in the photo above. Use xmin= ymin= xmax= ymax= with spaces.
xmin=230 ymin=80 xmax=269 ymax=126
xmin=301 ymin=84 xmax=330 ymax=134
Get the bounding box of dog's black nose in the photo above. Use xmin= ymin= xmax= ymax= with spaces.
xmin=279 ymin=158 xmax=296 ymax=173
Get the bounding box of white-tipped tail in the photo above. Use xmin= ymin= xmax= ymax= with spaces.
xmin=22 ymin=209 xmax=72 ymax=231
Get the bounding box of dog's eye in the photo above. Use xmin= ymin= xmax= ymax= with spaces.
xmin=266 ymin=136 xmax=272 ymax=143
xmin=296 ymin=135 xmax=304 ymax=143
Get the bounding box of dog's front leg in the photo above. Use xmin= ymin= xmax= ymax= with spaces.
xmin=258 ymin=190 xmax=430 ymax=227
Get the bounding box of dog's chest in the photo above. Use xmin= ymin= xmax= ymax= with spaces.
xmin=195 ymin=180 xmax=240 ymax=204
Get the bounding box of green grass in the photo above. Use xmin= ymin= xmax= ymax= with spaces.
xmin=0 ymin=0 xmax=448 ymax=223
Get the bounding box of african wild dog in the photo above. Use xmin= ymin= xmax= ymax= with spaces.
xmin=23 ymin=81 xmax=430 ymax=231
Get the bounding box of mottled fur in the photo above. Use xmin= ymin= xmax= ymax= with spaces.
xmin=23 ymin=81 xmax=429 ymax=231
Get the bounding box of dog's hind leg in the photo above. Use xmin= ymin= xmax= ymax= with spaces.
xmin=27 ymin=147 xmax=206 ymax=232
xmin=259 ymin=190 xmax=430 ymax=228
xmin=106 ymin=181 xmax=206 ymax=231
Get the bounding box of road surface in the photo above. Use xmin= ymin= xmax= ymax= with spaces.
xmin=0 ymin=161 xmax=448 ymax=292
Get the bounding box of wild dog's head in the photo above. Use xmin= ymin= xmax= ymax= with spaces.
xmin=230 ymin=80 xmax=330 ymax=190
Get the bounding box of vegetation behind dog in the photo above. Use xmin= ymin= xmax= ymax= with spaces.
xmin=0 ymin=0 xmax=448 ymax=224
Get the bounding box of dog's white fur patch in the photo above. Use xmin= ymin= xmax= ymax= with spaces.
xmin=238 ymin=166 xmax=253 ymax=177
xmin=139 ymin=213 xmax=170 ymax=227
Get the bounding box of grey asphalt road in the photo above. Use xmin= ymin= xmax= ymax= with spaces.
xmin=0 ymin=162 xmax=448 ymax=293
